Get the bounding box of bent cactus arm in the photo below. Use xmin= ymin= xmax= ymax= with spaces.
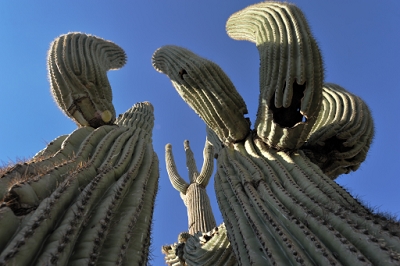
xmin=48 ymin=33 xmax=127 ymax=127
xmin=227 ymin=2 xmax=324 ymax=150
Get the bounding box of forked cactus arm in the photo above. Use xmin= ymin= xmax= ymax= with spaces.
xmin=226 ymin=2 xmax=324 ymax=150
xmin=165 ymin=139 xmax=217 ymax=236
xmin=48 ymin=33 xmax=126 ymax=127
xmin=184 ymin=140 xmax=199 ymax=183
xmin=152 ymin=45 xmax=250 ymax=144
xmin=195 ymin=139 xmax=214 ymax=187
xmin=165 ymin=144 xmax=189 ymax=194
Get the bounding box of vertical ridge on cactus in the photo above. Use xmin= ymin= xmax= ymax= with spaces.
xmin=48 ymin=32 xmax=127 ymax=128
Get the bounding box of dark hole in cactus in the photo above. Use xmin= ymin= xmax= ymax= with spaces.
xmin=270 ymin=81 xmax=307 ymax=128
xmin=179 ymin=68 xmax=187 ymax=80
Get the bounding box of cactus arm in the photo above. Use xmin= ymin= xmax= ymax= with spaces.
xmin=195 ymin=139 xmax=214 ymax=187
xmin=165 ymin=143 xmax=189 ymax=194
xmin=48 ymin=33 xmax=126 ymax=127
xmin=152 ymin=45 xmax=250 ymax=144
xmin=184 ymin=140 xmax=199 ymax=184
xmin=303 ymin=83 xmax=374 ymax=178
xmin=226 ymin=2 xmax=324 ymax=150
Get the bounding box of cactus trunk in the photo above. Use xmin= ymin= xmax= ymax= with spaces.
xmin=0 ymin=103 xmax=159 ymax=265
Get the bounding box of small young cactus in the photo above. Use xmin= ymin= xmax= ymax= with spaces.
xmin=48 ymin=32 xmax=127 ymax=127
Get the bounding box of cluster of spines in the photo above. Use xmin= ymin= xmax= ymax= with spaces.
xmin=303 ymin=83 xmax=374 ymax=178
xmin=48 ymin=32 xmax=127 ymax=127
xmin=165 ymin=139 xmax=217 ymax=235
xmin=162 ymin=224 xmax=237 ymax=266
xmin=152 ymin=46 xmax=250 ymax=144
xmin=0 ymin=102 xmax=159 ymax=265
xmin=214 ymin=139 xmax=400 ymax=265
xmin=226 ymin=2 xmax=324 ymax=150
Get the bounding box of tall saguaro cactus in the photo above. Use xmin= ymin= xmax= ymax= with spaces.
xmin=0 ymin=33 xmax=159 ymax=265
xmin=153 ymin=2 xmax=400 ymax=265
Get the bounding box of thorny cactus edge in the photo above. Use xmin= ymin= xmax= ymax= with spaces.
xmin=0 ymin=33 xmax=159 ymax=265
xmin=154 ymin=2 xmax=399 ymax=265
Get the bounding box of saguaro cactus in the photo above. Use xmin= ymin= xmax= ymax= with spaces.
xmin=162 ymin=140 xmax=237 ymax=265
xmin=0 ymin=33 xmax=159 ymax=265
xmin=153 ymin=2 xmax=400 ymax=265
xmin=165 ymin=139 xmax=216 ymax=234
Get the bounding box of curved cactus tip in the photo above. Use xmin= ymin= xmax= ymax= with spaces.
xmin=142 ymin=101 xmax=154 ymax=112
xmin=165 ymin=143 xmax=172 ymax=150
xmin=48 ymin=32 xmax=127 ymax=128
xmin=184 ymin=140 xmax=190 ymax=150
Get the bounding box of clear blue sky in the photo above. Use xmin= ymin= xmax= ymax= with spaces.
xmin=1 ymin=1 xmax=399 ymax=264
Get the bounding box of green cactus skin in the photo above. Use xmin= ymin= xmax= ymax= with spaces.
xmin=216 ymin=139 xmax=400 ymax=265
xmin=165 ymin=140 xmax=216 ymax=235
xmin=303 ymin=83 xmax=374 ymax=178
xmin=48 ymin=32 xmax=127 ymax=128
xmin=163 ymin=224 xmax=237 ymax=266
xmin=154 ymin=2 xmax=400 ymax=265
xmin=153 ymin=46 xmax=250 ymax=145
xmin=0 ymin=102 xmax=158 ymax=265
xmin=226 ymin=2 xmax=323 ymax=150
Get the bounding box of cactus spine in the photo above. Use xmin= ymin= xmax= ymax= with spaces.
xmin=0 ymin=33 xmax=158 ymax=265
xmin=153 ymin=2 xmax=400 ymax=265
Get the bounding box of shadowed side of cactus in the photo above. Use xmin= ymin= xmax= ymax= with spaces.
xmin=227 ymin=2 xmax=324 ymax=150
xmin=163 ymin=140 xmax=237 ymax=265
xmin=48 ymin=32 xmax=127 ymax=127
xmin=0 ymin=103 xmax=159 ymax=265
